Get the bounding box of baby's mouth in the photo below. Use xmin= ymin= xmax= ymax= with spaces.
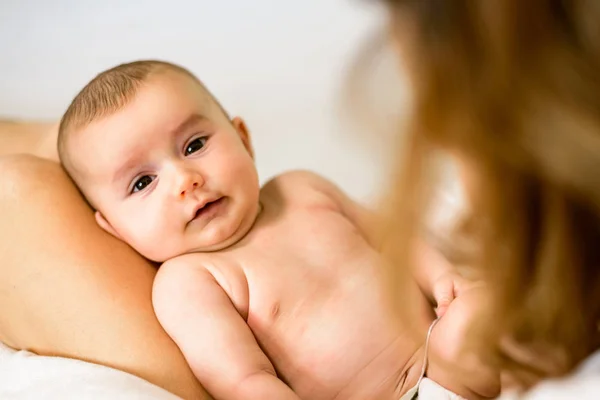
xmin=191 ymin=197 xmax=225 ymax=222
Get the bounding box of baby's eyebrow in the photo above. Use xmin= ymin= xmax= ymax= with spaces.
xmin=112 ymin=157 xmax=142 ymax=185
xmin=110 ymin=113 xmax=209 ymax=184
xmin=171 ymin=113 xmax=209 ymax=137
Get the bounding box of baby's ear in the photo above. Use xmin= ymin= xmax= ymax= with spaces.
xmin=95 ymin=211 xmax=123 ymax=240
xmin=232 ymin=117 xmax=254 ymax=159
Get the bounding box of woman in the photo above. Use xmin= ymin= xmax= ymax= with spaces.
xmin=375 ymin=0 xmax=600 ymax=396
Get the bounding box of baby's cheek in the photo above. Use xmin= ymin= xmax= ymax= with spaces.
xmin=229 ymin=157 xmax=259 ymax=195
xmin=224 ymin=147 xmax=256 ymax=178
xmin=120 ymin=210 xmax=169 ymax=259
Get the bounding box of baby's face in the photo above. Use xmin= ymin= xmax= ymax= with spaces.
xmin=70 ymin=71 xmax=260 ymax=261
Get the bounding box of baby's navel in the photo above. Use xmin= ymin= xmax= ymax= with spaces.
xmin=270 ymin=302 xmax=281 ymax=320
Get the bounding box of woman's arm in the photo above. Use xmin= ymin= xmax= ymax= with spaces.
xmin=0 ymin=152 xmax=208 ymax=399
xmin=0 ymin=120 xmax=58 ymax=160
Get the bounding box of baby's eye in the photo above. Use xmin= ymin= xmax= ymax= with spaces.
xmin=131 ymin=175 xmax=155 ymax=193
xmin=184 ymin=137 xmax=208 ymax=156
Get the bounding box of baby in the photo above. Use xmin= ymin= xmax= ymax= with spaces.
xmin=57 ymin=60 xmax=498 ymax=400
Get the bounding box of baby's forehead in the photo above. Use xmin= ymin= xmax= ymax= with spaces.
xmin=69 ymin=88 xmax=220 ymax=175
xmin=67 ymin=128 xmax=119 ymax=184
xmin=150 ymin=70 xmax=220 ymax=109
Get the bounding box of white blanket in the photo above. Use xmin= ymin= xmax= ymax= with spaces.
xmin=0 ymin=343 xmax=181 ymax=399
xmin=2 ymin=341 xmax=600 ymax=399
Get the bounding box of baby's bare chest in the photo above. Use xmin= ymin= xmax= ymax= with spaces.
xmin=239 ymin=208 xmax=379 ymax=313
xmin=222 ymin=209 xmax=404 ymax=394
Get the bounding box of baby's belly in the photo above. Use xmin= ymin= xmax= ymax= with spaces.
xmin=249 ymin=278 xmax=427 ymax=400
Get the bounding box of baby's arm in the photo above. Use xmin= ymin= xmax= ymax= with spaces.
xmin=411 ymin=238 xmax=473 ymax=316
xmin=152 ymin=256 xmax=300 ymax=400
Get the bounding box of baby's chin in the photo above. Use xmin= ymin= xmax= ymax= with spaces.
xmin=146 ymin=218 xmax=253 ymax=262
xmin=186 ymin=201 xmax=261 ymax=254
xmin=134 ymin=231 xmax=245 ymax=263
xmin=140 ymin=203 xmax=260 ymax=262
xmin=185 ymin=217 xmax=256 ymax=254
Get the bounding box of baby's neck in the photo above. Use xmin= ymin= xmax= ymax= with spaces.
xmin=213 ymin=200 xmax=265 ymax=253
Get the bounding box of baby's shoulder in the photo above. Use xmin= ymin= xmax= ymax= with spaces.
xmin=156 ymin=253 xmax=249 ymax=315
xmin=261 ymin=170 xmax=339 ymax=208
xmin=158 ymin=252 xmax=224 ymax=272
xmin=263 ymin=169 xmax=325 ymax=189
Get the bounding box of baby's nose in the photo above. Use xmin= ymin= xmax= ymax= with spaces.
xmin=176 ymin=173 xmax=203 ymax=199
xmin=179 ymin=181 xmax=199 ymax=199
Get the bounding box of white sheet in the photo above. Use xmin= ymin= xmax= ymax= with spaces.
xmin=0 ymin=343 xmax=181 ymax=399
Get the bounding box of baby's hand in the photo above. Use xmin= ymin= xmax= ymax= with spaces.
xmin=431 ymin=271 xmax=480 ymax=317
xmin=427 ymin=285 xmax=502 ymax=398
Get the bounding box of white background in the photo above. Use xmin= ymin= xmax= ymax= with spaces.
xmin=0 ymin=0 xmax=411 ymax=202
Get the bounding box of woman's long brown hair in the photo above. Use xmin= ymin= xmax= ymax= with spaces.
xmin=379 ymin=0 xmax=600 ymax=384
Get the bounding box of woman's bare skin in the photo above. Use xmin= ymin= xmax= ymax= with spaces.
xmin=0 ymin=121 xmax=208 ymax=399
xmin=0 ymin=120 xmax=57 ymax=159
